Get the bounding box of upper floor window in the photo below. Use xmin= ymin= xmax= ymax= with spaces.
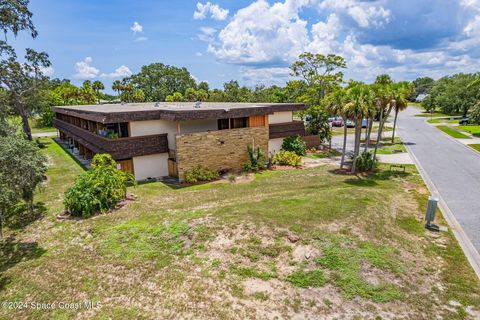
xmin=217 ymin=117 xmax=249 ymax=130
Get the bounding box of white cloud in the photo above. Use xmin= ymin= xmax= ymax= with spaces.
xmin=101 ymin=65 xmax=133 ymax=79
xmin=134 ymin=36 xmax=148 ymax=42
xmin=130 ymin=21 xmax=143 ymax=33
xmin=73 ymin=57 xmax=99 ymax=79
xmin=193 ymin=1 xmax=229 ymax=20
xmin=196 ymin=52 xmax=203 ymax=56
xmin=319 ymin=0 xmax=390 ymax=28
xmin=198 ymin=26 xmax=217 ymax=42
xmin=207 ymin=0 xmax=309 ymax=65
xmin=40 ymin=66 xmax=54 ymax=77
xmin=202 ymin=0 xmax=480 ymax=84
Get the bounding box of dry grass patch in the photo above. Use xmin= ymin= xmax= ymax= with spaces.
xmin=1 ymin=139 xmax=480 ymax=319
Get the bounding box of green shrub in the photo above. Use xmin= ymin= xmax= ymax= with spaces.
xmin=272 ymin=150 xmax=302 ymax=167
xmin=64 ymin=154 xmax=135 ymax=218
xmin=354 ymin=151 xmax=377 ymax=172
xmin=184 ymin=166 xmax=219 ymax=183
xmin=281 ymin=135 xmax=306 ymax=156
xmin=106 ymin=131 xmax=118 ymax=139
xmin=244 ymin=145 xmax=266 ymax=172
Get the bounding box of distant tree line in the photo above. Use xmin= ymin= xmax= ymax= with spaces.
xmin=415 ymin=73 xmax=480 ymax=120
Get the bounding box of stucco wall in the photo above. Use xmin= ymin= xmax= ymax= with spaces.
xmin=129 ymin=119 xmax=218 ymax=151
xmin=175 ymin=126 xmax=268 ymax=181
xmin=269 ymin=111 xmax=293 ymax=124
xmin=268 ymin=138 xmax=284 ymax=155
xmin=179 ymin=119 xmax=217 ymax=134
xmin=133 ymin=153 xmax=169 ymax=180
xmin=129 ymin=120 xmax=177 ymax=149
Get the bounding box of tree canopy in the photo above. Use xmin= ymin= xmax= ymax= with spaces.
xmin=122 ymin=63 xmax=196 ymax=102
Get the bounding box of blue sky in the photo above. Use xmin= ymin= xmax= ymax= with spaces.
xmin=11 ymin=0 xmax=480 ymax=93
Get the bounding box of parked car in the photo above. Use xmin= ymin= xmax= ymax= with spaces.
xmin=362 ymin=118 xmax=368 ymax=128
xmin=459 ymin=117 xmax=470 ymax=125
xmin=331 ymin=117 xmax=344 ymax=127
xmin=346 ymin=119 xmax=355 ymax=128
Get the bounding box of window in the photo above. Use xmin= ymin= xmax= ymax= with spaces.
xmin=218 ymin=117 xmax=249 ymax=130
xmin=231 ymin=117 xmax=249 ymax=129
xmin=218 ymin=118 xmax=229 ymax=130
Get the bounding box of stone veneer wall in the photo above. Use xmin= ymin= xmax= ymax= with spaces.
xmin=175 ymin=126 xmax=268 ymax=181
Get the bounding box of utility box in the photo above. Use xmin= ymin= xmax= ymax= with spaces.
xmin=425 ymin=196 xmax=439 ymax=231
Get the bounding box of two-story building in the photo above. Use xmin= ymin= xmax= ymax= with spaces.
xmin=53 ymin=102 xmax=307 ymax=181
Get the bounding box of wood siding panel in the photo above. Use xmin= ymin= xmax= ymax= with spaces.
xmin=117 ymin=159 xmax=134 ymax=174
xmin=268 ymin=121 xmax=306 ymax=139
xmin=54 ymin=119 xmax=168 ymax=159
xmin=249 ymin=115 xmax=267 ymax=127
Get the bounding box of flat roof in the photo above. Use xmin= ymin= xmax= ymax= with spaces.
xmin=53 ymin=102 xmax=305 ymax=123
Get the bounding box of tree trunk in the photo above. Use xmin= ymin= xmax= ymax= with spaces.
xmin=351 ymin=117 xmax=362 ymax=174
xmin=391 ymin=108 xmax=399 ymax=143
xmin=0 ymin=210 xmax=4 ymax=240
xmin=340 ymin=118 xmax=347 ymax=169
xmin=364 ymin=117 xmax=374 ymax=153
xmin=20 ymin=106 xmax=33 ymax=141
xmin=373 ymin=108 xmax=384 ymax=163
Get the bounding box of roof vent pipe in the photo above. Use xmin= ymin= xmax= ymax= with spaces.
xmin=194 ymin=101 xmax=202 ymax=108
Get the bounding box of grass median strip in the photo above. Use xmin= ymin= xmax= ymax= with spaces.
xmin=468 ymin=144 xmax=480 ymax=152
xmin=436 ymin=125 xmax=472 ymax=139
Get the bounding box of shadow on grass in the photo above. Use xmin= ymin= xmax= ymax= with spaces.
xmin=0 ymin=237 xmax=46 ymax=291
xmin=5 ymin=202 xmax=47 ymax=231
xmin=328 ymin=166 xmax=412 ymax=187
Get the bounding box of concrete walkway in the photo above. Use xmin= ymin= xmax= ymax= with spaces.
xmin=32 ymin=131 xmax=58 ymax=137
xmin=396 ymin=106 xmax=480 ymax=278
xmin=330 ymin=130 xmax=412 ymax=164
xmin=376 ymin=153 xmax=414 ymax=164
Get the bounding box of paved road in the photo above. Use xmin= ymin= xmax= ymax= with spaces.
xmin=396 ymin=107 xmax=480 ymax=252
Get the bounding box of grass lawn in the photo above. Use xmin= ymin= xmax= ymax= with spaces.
xmin=458 ymin=125 xmax=480 ymax=137
xmin=375 ymin=137 xmax=407 ymax=154
xmin=331 ymin=123 xmax=392 ymax=136
xmin=8 ymin=116 xmax=56 ymax=134
xmin=427 ymin=118 xmax=460 ymax=125
xmin=468 ymin=144 xmax=480 ymax=152
xmin=305 ymin=148 xmax=341 ymax=159
xmin=415 ymin=112 xmax=453 ymax=118
xmin=1 ymin=137 xmax=480 ymax=319
xmin=436 ymin=125 xmax=472 ymax=139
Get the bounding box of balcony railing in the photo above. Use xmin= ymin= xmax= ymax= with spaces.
xmin=54 ymin=119 xmax=168 ymax=159
xmin=268 ymin=121 xmax=306 ymax=139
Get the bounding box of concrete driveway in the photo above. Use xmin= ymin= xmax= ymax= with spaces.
xmin=396 ymin=106 xmax=480 ymax=274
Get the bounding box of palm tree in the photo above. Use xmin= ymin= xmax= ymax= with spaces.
xmin=363 ymin=85 xmax=378 ymax=153
xmin=372 ymin=83 xmax=394 ymax=162
xmin=112 ymin=80 xmax=122 ymax=96
xmin=325 ymin=88 xmax=348 ymax=169
xmin=344 ymin=83 xmax=371 ymax=173
xmin=390 ymin=82 xmax=413 ymax=143
xmin=92 ymin=80 xmax=105 ymax=94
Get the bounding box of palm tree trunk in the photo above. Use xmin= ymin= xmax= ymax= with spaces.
xmin=351 ymin=117 xmax=362 ymax=174
xmin=391 ymin=108 xmax=399 ymax=143
xmin=364 ymin=117 xmax=373 ymax=153
xmin=373 ymin=108 xmax=384 ymax=162
xmin=340 ymin=118 xmax=347 ymax=169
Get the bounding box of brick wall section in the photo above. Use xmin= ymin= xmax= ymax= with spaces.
xmin=175 ymin=126 xmax=268 ymax=181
